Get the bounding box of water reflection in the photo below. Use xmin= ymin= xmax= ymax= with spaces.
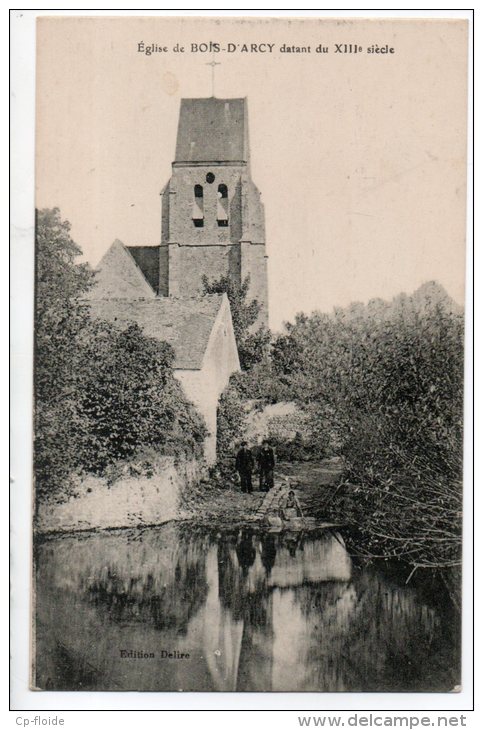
xmin=34 ymin=524 xmax=459 ymax=692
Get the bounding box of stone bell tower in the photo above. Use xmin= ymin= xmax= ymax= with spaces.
xmin=159 ymin=97 xmax=268 ymax=328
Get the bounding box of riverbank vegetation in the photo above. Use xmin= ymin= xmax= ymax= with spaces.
xmin=34 ymin=208 xmax=206 ymax=499
xmin=219 ymin=283 xmax=464 ymax=575
xmin=35 ymin=209 xmax=464 ymax=584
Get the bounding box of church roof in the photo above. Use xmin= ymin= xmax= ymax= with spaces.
xmin=87 ymin=295 xmax=226 ymax=370
xmin=174 ymin=97 xmax=248 ymax=163
xmin=126 ymin=246 xmax=160 ymax=294
xmin=85 ymin=240 xmax=157 ymax=300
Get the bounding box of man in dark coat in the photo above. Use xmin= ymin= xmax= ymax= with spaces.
xmin=235 ymin=441 xmax=254 ymax=493
xmin=258 ymin=440 xmax=275 ymax=492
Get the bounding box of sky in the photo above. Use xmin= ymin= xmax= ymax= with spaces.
xmin=35 ymin=16 xmax=468 ymax=331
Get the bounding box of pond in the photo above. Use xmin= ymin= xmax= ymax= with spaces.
xmin=33 ymin=523 xmax=460 ymax=692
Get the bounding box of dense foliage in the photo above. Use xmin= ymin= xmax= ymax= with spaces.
xmin=202 ymin=274 xmax=270 ymax=370
xmin=269 ymin=284 xmax=464 ymax=569
xmin=263 ymin=406 xmax=331 ymax=462
xmin=215 ymin=381 xmax=247 ymax=477
xmin=76 ymin=321 xmax=207 ymax=472
xmin=34 ymin=208 xmax=206 ymax=496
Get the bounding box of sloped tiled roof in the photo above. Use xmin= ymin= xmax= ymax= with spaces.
xmin=126 ymin=246 xmax=160 ymax=294
xmin=87 ymin=295 xmax=225 ymax=370
xmin=175 ymin=98 xmax=248 ymax=163
xmin=86 ymin=240 xmax=156 ymax=300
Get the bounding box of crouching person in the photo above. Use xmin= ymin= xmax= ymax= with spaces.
xmin=280 ymin=489 xmax=304 ymax=520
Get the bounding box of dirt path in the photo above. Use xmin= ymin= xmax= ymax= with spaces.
xmin=180 ymin=459 xmax=343 ymax=527
xmin=277 ymin=459 xmax=343 ymax=515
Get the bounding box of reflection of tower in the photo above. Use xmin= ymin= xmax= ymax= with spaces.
xmin=214 ymin=533 xmax=275 ymax=690
xmin=203 ymin=546 xmax=244 ymax=691
xmin=236 ymin=532 xmax=275 ymax=692
xmin=236 ymin=589 xmax=275 ymax=692
xmin=217 ymin=539 xmax=246 ymax=622
xmin=205 ymin=531 xmax=357 ymax=691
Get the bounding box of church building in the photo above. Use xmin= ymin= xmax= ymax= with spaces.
xmin=87 ymin=97 xmax=269 ymax=463
xmin=160 ymin=97 xmax=268 ymax=328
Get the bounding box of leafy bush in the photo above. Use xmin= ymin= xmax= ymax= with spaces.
xmin=270 ymin=284 xmax=464 ymax=569
xmin=215 ymin=378 xmax=247 ymax=478
xmin=264 ymin=407 xmax=331 ymax=461
xmin=229 ymin=360 xmax=289 ymax=404
xmin=76 ymin=321 xmax=206 ymax=473
xmin=202 ymin=274 xmax=270 ymax=370
xmin=34 ymin=208 xmax=206 ymax=496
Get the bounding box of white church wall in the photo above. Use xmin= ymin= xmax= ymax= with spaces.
xmin=175 ymin=296 xmax=240 ymax=464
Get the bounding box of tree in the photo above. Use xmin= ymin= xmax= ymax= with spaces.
xmin=35 ymin=208 xmax=93 ymax=316
xmin=202 ymin=274 xmax=270 ymax=370
xmin=34 ymin=208 xmax=206 ymax=495
xmin=78 ymin=322 xmax=206 ymax=472
xmin=216 ymin=379 xmax=247 ymax=474
xmin=34 ymin=208 xmax=96 ymax=490
xmin=269 ymin=284 xmax=464 ymax=569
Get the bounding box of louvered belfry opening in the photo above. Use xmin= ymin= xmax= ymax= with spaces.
xmin=217 ymin=184 xmax=228 ymax=226
xmin=193 ymin=184 xmax=204 ymax=227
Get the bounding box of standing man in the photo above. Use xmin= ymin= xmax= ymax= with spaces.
xmin=235 ymin=441 xmax=254 ymax=494
xmin=258 ymin=439 xmax=275 ymax=492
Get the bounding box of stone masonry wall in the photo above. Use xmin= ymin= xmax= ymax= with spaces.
xmin=165 ymin=164 xmax=244 ymax=245
xmin=35 ymin=457 xmax=201 ymax=534
xmin=240 ymin=242 xmax=269 ymax=329
xmin=168 ymin=243 xmax=240 ymax=298
xmin=160 ymin=162 xmax=268 ymax=327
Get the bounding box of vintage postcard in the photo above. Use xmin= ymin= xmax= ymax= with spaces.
xmin=31 ymin=16 xmax=468 ymax=693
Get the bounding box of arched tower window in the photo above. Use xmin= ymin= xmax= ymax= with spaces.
xmin=217 ymin=184 xmax=228 ymax=227
xmin=193 ymin=185 xmax=204 ymax=227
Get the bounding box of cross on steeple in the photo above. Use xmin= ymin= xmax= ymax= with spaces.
xmin=205 ymin=58 xmax=221 ymax=97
